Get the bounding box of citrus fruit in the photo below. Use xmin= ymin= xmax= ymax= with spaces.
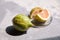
xmin=30 ymin=7 xmax=50 ymax=22
xmin=30 ymin=7 xmax=42 ymax=18
xmin=12 ymin=14 xmax=33 ymax=31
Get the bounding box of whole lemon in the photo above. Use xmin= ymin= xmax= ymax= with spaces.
xmin=12 ymin=14 xmax=33 ymax=31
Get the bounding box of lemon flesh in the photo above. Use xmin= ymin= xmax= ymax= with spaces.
xmin=30 ymin=7 xmax=42 ymax=18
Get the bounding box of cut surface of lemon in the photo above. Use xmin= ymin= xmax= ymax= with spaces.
xmin=30 ymin=7 xmax=42 ymax=18
xmin=30 ymin=7 xmax=50 ymax=22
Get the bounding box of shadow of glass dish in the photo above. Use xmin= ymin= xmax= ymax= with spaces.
xmin=31 ymin=16 xmax=53 ymax=28
xmin=6 ymin=26 xmax=27 ymax=36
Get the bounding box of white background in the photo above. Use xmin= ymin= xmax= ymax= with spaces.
xmin=0 ymin=0 xmax=60 ymax=40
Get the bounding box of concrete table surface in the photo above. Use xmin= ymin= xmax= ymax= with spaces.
xmin=0 ymin=0 xmax=60 ymax=40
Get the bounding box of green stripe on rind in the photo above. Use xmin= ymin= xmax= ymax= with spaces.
xmin=13 ymin=24 xmax=29 ymax=31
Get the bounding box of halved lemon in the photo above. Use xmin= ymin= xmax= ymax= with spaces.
xmin=30 ymin=7 xmax=42 ymax=18
xmin=30 ymin=7 xmax=50 ymax=22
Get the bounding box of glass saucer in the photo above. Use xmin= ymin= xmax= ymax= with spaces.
xmin=31 ymin=16 xmax=53 ymax=27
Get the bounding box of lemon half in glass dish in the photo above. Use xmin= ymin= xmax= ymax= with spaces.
xmin=29 ymin=7 xmax=52 ymax=26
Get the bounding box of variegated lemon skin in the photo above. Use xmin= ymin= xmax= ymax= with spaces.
xmin=12 ymin=14 xmax=33 ymax=31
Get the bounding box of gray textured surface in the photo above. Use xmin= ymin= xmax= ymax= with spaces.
xmin=0 ymin=0 xmax=60 ymax=40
